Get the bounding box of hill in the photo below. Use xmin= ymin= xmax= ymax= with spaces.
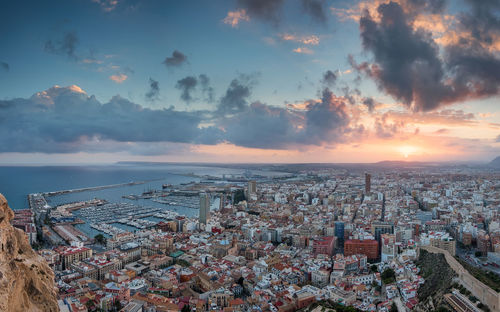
xmin=489 ymin=156 xmax=500 ymax=168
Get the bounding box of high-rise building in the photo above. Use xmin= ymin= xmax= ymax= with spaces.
xmin=248 ymin=180 xmax=257 ymax=194
xmin=344 ymin=239 xmax=379 ymax=260
xmin=381 ymin=233 xmax=396 ymax=262
xmin=365 ymin=173 xmax=371 ymax=194
xmin=219 ymin=193 xmax=225 ymax=210
xmin=372 ymin=222 xmax=394 ymax=243
xmin=334 ymin=221 xmax=345 ymax=249
xmin=199 ymin=193 xmax=210 ymax=225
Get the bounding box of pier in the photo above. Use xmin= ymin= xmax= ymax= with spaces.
xmin=41 ymin=178 xmax=163 ymax=197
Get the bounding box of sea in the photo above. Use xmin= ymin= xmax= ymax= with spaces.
xmin=0 ymin=163 xmax=287 ymax=237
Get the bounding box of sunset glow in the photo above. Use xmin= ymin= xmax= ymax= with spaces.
xmin=0 ymin=0 xmax=499 ymax=164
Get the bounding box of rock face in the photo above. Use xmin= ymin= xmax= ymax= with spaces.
xmin=0 ymin=194 xmax=59 ymax=312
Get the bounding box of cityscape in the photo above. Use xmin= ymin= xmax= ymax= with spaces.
xmin=1 ymin=0 xmax=500 ymax=312
xmin=2 ymin=162 xmax=500 ymax=312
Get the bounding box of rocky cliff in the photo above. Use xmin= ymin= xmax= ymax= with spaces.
xmin=0 ymin=194 xmax=59 ymax=312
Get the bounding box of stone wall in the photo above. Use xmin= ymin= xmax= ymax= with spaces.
xmin=419 ymin=245 xmax=500 ymax=312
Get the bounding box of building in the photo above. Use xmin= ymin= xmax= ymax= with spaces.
xmin=420 ymin=232 xmax=457 ymax=256
xmin=199 ymin=193 xmax=210 ymax=225
xmin=335 ymin=221 xmax=345 ymax=248
xmin=312 ymin=236 xmax=336 ymax=256
xmin=344 ymin=239 xmax=379 ymax=261
xmin=381 ymin=234 xmax=396 ymax=262
xmin=55 ymin=245 xmax=93 ymax=270
xmin=311 ymin=270 xmax=330 ymax=287
xmin=372 ymin=222 xmax=394 ymax=243
xmin=365 ymin=173 xmax=371 ymax=194
xmin=248 ymin=180 xmax=257 ymax=194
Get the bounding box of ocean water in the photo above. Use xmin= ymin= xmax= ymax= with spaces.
xmin=0 ymin=163 xmax=285 ymax=210
xmin=0 ymin=163 xmax=286 ymax=237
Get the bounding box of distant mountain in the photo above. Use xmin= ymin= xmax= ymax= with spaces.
xmin=489 ymin=156 xmax=500 ymax=168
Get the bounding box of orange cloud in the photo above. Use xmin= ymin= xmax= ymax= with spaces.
xmin=279 ymin=33 xmax=320 ymax=45
xmin=109 ymin=73 xmax=128 ymax=83
xmin=293 ymin=47 xmax=314 ymax=54
xmin=223 ymin=9 xmax=250 ymax=28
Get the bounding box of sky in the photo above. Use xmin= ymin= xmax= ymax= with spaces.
xmin=0 ymin=0 xmax=499 ymax=164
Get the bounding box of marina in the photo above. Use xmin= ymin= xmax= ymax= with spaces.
xmin=76 ymin=202 xmax=163 ymax=224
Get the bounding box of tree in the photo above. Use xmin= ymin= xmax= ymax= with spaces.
xmin=113 ymin=298 xmax=122 ymax=311
xmin=237 ymin=276 xmax=244 ymax=285
xmin=370 ymin=264 xmax=378 ymax=273
xmin=234 ymin=189 xmax=246 ymax=204
xmin=390 ymin=302 xmax=398 ymax=312
xmin=94 ymin=234 xmax=106 ymax=245
xmin=182 ymin=304 xmax=191 ymax=312
xmin=381 ymin=268 xmax=396 ymax=284
xmin=475 ymin=251 xmax=482 ymax=257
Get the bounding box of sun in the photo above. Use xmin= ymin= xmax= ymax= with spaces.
xmin=398 ymin=145 xmax=418 ymax=158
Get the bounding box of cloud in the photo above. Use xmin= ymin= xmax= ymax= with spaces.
xmin=175 ymin=76 xmax=198 ymax=103
xmin=384 ymin=109 xmax=477 ymax=126
xmin=374 ymin=113 xmax=405 ymax=138
xmin=434 ymin=128 xmax=449 ymax=134
xmin=0 ymin=84 xmax=360 ymax=153
xmin=163 ymin=50 xmax=187 ymax=68
xmin=279 ymin=33 xmax=320 ymax=45
xmin=223 ymin=9 xmax=250 ymax=28
xmin=0 ymin=62 xmax=8 ymax=72
xmin=145 ymin=78 xmax=160 ymax=101
xmin=91 ymin=0 xmax=120 ymax=12
xmin=459 ymin=0 xmax=500 ymax=46
xmin=496 ymin=134 xmax=500 ymax=142
xmin=109 ymin=73 xmax=128 ymax=83
xmin=199 ymin=74 xmax=215 ymax=103
xmin=44 ymin=32 xmax=79 ymax=60
xmin=354 ymin=1 xmax=500 ymax=111
xmin=301 ymin=0 xmax=327 ymax=24
xmin=321 ymin=70 xmax=337 ymax=87
xmin=293 ymin=47 xmax=314 ymax=54
xmin=219 ymin=88 xmax=356 ymax=149
xmin=217 ymin=75 xmax=255 ymax=115
xmin=362 ymin=97 xmax=375 ymax=113
xmin=237 ymin=0 xmax=284 ymax=25
xmin=0 ymin=85 xmax=221 ymax=153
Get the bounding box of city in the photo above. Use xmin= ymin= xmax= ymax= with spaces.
xmin=7 ymin=162 xmax=500 ymax=312
xmin=1 ymin=0 xmax=500 ymax=311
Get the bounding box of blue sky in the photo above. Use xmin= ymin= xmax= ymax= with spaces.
xmin=0 ymin=0 xmax=499 ymax=164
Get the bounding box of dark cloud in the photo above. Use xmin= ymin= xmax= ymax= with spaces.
xmin=362 ymin=97 xmax=375 ymax=113
xmin=321 ymin=70 xmax=337 ymax=87
xmin=1 ymin=62 xmax=9 ymax=72
xmin=220 ymin=88 xmax=354 ymax=149
xmin=301 ymin=0 xmax=327 ymax=24
xmin=145 ymin=78 xmax=160 ymax=101
xmin=163 ymin=50 xmax=187 ymax=67
xmin=340 ymin=86 xmax=360 ymax=105
xmin=44 ymin=32 xmax=79 ymax=60
xmin=355 ymin=1 xmax=500 ymax=112
xmin=217 ymin=75 xmax=254 ymax=115
xmin=304 ymin=88 xmax=351 ymax=143
xmin=237 ymin=0 xmax=284 ymax=25
xmin=175 ymin=76 xmax=198 ymax=103
xmin=460 ymin=0 xmax=500 ymax=45
xmin=174 ymin=74 xmax=215 ymax=104
xmin=406 ymin=0 xmax=447 ymax=14
xmin=0 ymin=85 xmax=222 ymax=153
xmin=199 ymin=74 xmax=215 ymax=103
xmin=0 ymin=85 xmax=358 ymax=153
